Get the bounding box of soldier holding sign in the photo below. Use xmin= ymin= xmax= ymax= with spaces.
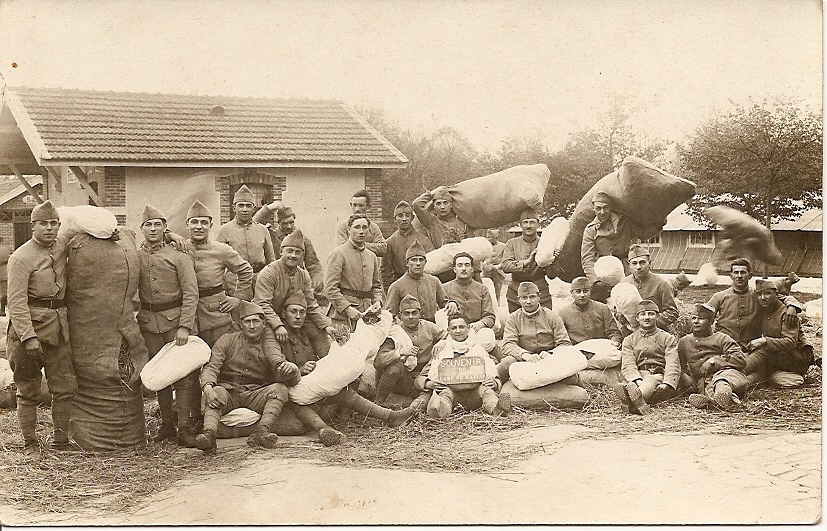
xmin=417 ymin=314 xmax=511 ymax=419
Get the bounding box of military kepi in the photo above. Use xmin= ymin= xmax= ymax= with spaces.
xmin=755 ymin=279 xmax=778 ymax=292
xmin=695 ymin=303 xmax=716 ymax=318
xmin=628 ymin=244 xmax=650 ymax=260
xmin=233 ymin=185 xmax=255 ymax=205
xmin=31 ymin=200 xmax=59 ymax=222
xmin=399 ymin=294 xmax=422 ymax=311
xmin=394 ymin=201 xmax=412 ymax=216
xmin=570 ymin=276 xmax=591 ymax=290
xmin=141 ymin=204 xmax=166 ymax=225
xmin=238 ymin=301 xmax=265 ymax=319
xmin=283 ymin=291 xmax=307 ymax=309
xmin=280 ymin=228 xmax=305 ymax=251
xmin=592 ymin=190 xmax=612 ymax=205
xmin=187 ymin=200 xmax=212 ymax=220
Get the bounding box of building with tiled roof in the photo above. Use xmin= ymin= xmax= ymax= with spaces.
xmin=0 ymin=86 xmax=407 ymax=256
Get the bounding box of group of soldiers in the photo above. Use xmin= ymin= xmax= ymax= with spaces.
xmin=5 ymin=184 xmax=814 ymax=456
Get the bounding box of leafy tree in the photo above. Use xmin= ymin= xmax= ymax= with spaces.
xmin=680 ymin=99 xmax=822 ymax=227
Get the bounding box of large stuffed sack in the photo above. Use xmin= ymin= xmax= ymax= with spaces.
xmin=704 ymin=205 xmax=783 ymax=266
xmin=556 ymin=156 xmax=696 ymax=281
xmin=216 ymin=405 xmax=307 ymax=438
xmin=609 ymin=282 xmax=642 ymax=330
xmin=594 ymin=256 xmax=625 ymax=286
xmin=424 ymin=237 xmax=493 ymax=275
xmin=693 ymin=262 xmax=719 ymax=286
xmin=535 ymin=217 xmax=569 ymax=267
xmin=508 ymin=345 xmax=588 ymax=391
xmin=57 ymin=205 xmax=118 ymax=239
xmin=140 ymin=336 xmax=211 ymax=392
xmin=578 ymin=366 xmax=625 ymax=387
xmin=576 ymin=338 xmax=622 ymax=370
xmin=500 ymin=380 xmax=588 ymax=410
xmin=0 ymin=357 xmax=11 ymax=389
xmin=289 ymin=311 xmax=393 ymax=405
xmin=805 ymin=298 xmax=822 ymax=326
xmin=435 ymin=164 xmax=550 ymax=229
xmin=67 ymin=229 xmax=148 ymax=451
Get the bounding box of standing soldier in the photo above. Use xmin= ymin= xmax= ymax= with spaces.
xmin=137 ymin=205 xmax=200 ymax=446
xmin=581 ymin=191 xmax=634 ymax=303
xmin=501 ymin=209 xmax=556 ymax=313
xmin=253 ymin=202 xmax=325 ymax=299
xmin=7 ymin=201 xmax=76 ymax=456
xmin=412 ymin=187 xmax=469 ymax=247
xmin=215 ymin=185 xmax=275 ymax=298
xmin=254 ymin=229 xmax=335 ymax=342
xmin=381 ymin=200 xmax=436 ymax=289
xmin=325 ymin=214 xmax=383 ymax=330
xmin=334 ymin=190 xmax=387 ymax=257
xmin=481 ymin=228 xmax=506 ymax=304
xmin=186 ymin=200 xmax=254 ymax=347
xmin=0 ymin=235 xmax=11 ymax=316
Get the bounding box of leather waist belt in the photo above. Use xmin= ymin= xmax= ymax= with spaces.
xmin=199 ymin=285 xmax=224 ymax=298
xmin=141 ymin=298 xmax=183 ymax=312
xmin=638 ymin=363 xmax=664 ymax=375
xmin=340 ymin=288 xmax=373 ymax=299
xmin=251 ymin=263 xmax=266 ymax=273
xmin=28 ymin=297 xmax=64 ymax=309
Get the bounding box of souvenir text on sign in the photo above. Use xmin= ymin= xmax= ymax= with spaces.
xmin=437 ymin=355 xmax=486 ymax=384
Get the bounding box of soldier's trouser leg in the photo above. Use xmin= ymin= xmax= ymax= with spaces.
xmin=142 ymin=330 xmax=177 ymax=428
xmin=496 ymin=356 xmax=519 ymax=383
xmin=427 ymin=387 xmax=455 ymax=419
xmin=173 ymin=371 xmax=199 ymax=429
xmin=9 ymin=337 xmax=43 ymax=445
xmin=295 ymin=404 xmax=330 ymax=432
xmin=743 ymin=349 xmax=770 ymax=376
xmin=477 ymin=382 xmax=500 ymax=415
xmin=636 ymin=371 xmax=663 ymax=402
xmin=712 ymin=369 xmax=751 ymax=397
xmin=201 ymin=386 xmax=239 ymax=434
xmin=374 ymin=361 xmax=405 ymax=403
xmin=245 ymin=383 xmax=288 ymax=431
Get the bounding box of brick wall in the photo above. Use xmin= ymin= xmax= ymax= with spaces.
xmin=0 ymin=222 xmax=14 ymax=245
xmin=104 ymin=167 xmax=126 ymax=207
xmin=219 ymin=171 xmax=287 ymax=224
xmin=365 ymin=168 xmax=383 ymax=220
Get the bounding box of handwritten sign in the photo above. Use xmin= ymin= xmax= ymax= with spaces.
xmin=437 ymin=355 xmax=486 ymax=384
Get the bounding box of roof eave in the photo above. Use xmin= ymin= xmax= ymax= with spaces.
xmin=38 ymin=160 xmax=407 ymax=169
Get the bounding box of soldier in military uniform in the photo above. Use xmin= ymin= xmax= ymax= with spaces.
xmin=136 ymin=204 xmax=200 ymax=446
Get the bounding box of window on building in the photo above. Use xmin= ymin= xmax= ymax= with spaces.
xmin=688 ymin=231 xmax=715 ymax=247
xmin=643 ymin=234 xmax=662 ymax=247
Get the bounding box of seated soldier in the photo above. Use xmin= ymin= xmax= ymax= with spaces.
xmin=670 ymin=272 xmax=691 ymax=298
xmin=622 ymin=244 xmax=679 ymax=330
xmin=680 ymin=303 xmax=748 ymax=411
xmin=279 ymin=292 xmax=415 ymax=446
xmin=558 ymin=276 xmax=622 ymax=347
xmin=498 ymin=282 xmax=572 ymax=383
xmin=196 ymin=302 xmax=301 ymax=454
xmin=442 ymin=252 xmax=496 ymax=332
xmin=615 ymin=300 xmax=681 ymax=415
xmin=386 ymin=240 xmax=451 ymax=322
xmin=374 ymin=294 xmax=444 ymax=408
xmin=417 ymin=314 xmax=511 ymax=419
xmin=742 ymin=279 xmax=814 ymax=389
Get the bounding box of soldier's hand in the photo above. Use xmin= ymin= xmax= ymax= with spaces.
xmin=267 ymin=200 xmax=284 ymax=211
xmin=748 ymin=337 xmax=767 ymax=351
xmin=482 ymin=378 xmax=497 ymax=390
xmin=23 ymin=338 xmax=42 ymax=357
xmin=166 ymin=232 xmax=192 ymax=254
xmin=175 ymin=327 xmax=190 ymax=346
xmin=368 ymin=301 xmax=382 ymax=314
xmin=300 ymin=361 xmax=316 ymax=375
xmin=783 ymin=306 xmax=799 ymax=326
xmin=324 ymin=326 xmax=336 ymax=340
xmin=469 ymin=321 xmax=484 ymax=333
xmin=700 ymin=358 xmax=715 ymax=375
xmin=274 ymin=325 xmax=289 ymax=342
xmin=445 ymin=301 xmax=459 ymax=316
xmin=204 ymin=386 xmax=224 ymax=409
xmin=275 ymin=361 xmax=299 ymax=381
xmin=344 ymin=306 xmax=361 ymax=322
xmin=403 ymin=355 xmax=417 ymax=371
xmin=219 ymin=296 xmax=241 ymax=313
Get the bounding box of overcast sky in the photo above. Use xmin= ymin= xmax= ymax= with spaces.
xmin=0 ymin=0 xmax=821 ymax=152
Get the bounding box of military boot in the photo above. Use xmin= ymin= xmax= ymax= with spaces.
xmin=246 ymin=426 xmax=279 ymax=449
xmin=176 ymin=426 xmax=197 ymax=448
xmin=195 ymin=430 xmax=217 ymax=455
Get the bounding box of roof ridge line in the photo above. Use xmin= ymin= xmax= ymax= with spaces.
xmin=339 ymin=102 xmax=408 ymax=165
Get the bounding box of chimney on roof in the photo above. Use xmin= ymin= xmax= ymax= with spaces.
xmin=210 ymin=105 xmax=225 ymax=116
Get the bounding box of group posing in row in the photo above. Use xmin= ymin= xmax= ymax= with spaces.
xmin=6 ymin=185 xmax=813 ymax=456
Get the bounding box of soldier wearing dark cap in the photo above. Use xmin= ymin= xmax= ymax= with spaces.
xmin=280 ymin=291 xmax=415 ymax=446
xmin=185 ymin=200 xmax=254 ymax=347
xmin=412 ymin=187 xmax=469 ymax=248
xmin=741 ymin=279 xmax=814 ymax=389
xmin=670 ymin=271 xmax=691 ymax=297
xmin=254 ymin=228 xmax=334 ymax=343
xmin=196 ymin=301 xmax=300 ymax=454
xmin=253 ymin=201 xmax=325 ymax=297
xmin=622 ymin=244 xmax=679 ymax=330
xmin=7 ymin=200 xmax=77 ymax=456
xmin=137 ymin=204 xmax=200 ymax=445
xmin=680 ymin=303 xmax=748 ymax=412
xmin=498 ymin=281 xmax=572 ymax=382
xmin=381 ymin=200 xmax=437 ymax=289
xmin=215 ymin=185 xmax=275 ymax=297
xmin=558 ymin=276 xmax=622 ymax=346
xmin=581 ymin=191 xmax=633 ymax=303
xmin=374 ymin=294 xmax=444 ymax=407
xmin=615 ymin=300 xmax=680 ymax=415
xmin=386 ymin=240 xmax=451 ymax=322
xmin=501 ymin=209 xmax=558 ymax=313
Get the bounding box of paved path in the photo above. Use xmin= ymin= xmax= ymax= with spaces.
xmin=1 ymin=426 xmax=820 ymax=525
